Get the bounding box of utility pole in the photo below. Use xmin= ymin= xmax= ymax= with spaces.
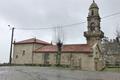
xmin=9 ymin=25 xmax=15 ymax=65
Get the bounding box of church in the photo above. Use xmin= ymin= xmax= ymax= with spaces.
xmin=12 ymin=1 xmax=105 ymax=71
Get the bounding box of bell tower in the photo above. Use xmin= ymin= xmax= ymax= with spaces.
xmin=84 ymin=0 xmax=104 ymax=46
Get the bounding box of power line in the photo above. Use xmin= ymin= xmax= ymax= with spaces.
xmin=12 ymin=11 xmax=120 ymax=30
xmin=15 ymin=22 xmax=86 ymax=30
xmin=102 ymin=12 xmax=120 ymax=19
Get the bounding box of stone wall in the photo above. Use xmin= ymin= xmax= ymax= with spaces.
xmin=93 ymin=43 xmax=105 ymax=71
xmin=12 ymin=43 xmax=44 ymax=64
xmin=33 ymin=52 xmax=95 ymax=71
xmin=12 ymin=44 xmax=33 ymax=64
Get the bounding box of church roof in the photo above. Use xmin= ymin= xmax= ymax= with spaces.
xmin=89 ymin=0 xmax=99 ymax=9
xmin=34 ymin=44 xmax=92 ymax=53
xmin=14 ymin=38 xmax=50 ymax=45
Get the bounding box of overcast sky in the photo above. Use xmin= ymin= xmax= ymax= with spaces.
xmin=0 ymin=0 xmax=120 ymax=63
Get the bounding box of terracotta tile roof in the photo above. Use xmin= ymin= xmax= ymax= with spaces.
xmin=34 ymin=44 xmax=92 ymax=53
xmin=14 ymin=38 xmax=50 ymax=45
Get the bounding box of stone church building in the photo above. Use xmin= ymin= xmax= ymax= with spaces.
xmin=12 ymin=1 xmax=105 ymax=71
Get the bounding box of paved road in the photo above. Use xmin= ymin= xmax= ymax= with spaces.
xmin=0 ymin=66 xmax=120 ymax=80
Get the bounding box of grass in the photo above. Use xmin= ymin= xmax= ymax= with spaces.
xmin=104 ymin=67 xmax=120 ymax=72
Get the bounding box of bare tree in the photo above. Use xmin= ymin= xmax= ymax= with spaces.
xmin=102 ymin=27 xmax=120 ymax=67
xmin=116 ymin=27 xmax=120 ymax=43
xmin=52 ymin=26 xmax=65 ymax=44
xmin=115 ymin=27 xmax=120 ymax=67
xmin=102 ymin=37 xmax=109 ymax=54
xmin=52 ymin=26 xmax=65 ymax=66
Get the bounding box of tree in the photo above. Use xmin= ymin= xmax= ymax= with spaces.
xmin=102 ymin=36 xmax=109 ymax=55
xmin=115 ymin=27 xmax=120 ymax=67
xmin=52 ymin=26 xmax=65 ymax=66
xmin=116 ymin=27 xmax=120 ymax=43
xmin=102 ymin=28 xmax=120 ymax=67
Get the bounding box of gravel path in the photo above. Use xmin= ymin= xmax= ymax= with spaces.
xmin=0 ymin=66 xmax=120 ymax=80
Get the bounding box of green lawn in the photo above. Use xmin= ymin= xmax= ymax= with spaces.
xmin=104 ymin=67 xmax=120 ymax=72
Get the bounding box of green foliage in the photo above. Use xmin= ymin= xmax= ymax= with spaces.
xmin=104 ymin=67 xmax=120 ymax=72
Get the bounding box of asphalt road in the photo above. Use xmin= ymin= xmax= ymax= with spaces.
xmin=0 ymin=66 xmax=120 ymax=80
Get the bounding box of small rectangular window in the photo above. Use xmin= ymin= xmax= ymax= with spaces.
xmin=22 ymin=50 xmax=25 ymax=56
xmin=16 ymin=55 xmax=18 ymax=59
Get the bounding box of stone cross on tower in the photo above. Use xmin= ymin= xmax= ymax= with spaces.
xmin=84 ymin=1 xmax=104 ymax=46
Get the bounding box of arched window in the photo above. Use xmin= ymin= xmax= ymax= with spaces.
xmin=90 ymin=22 xmax=95 ymax=31
xmin=91 ymin=10 xmax=94 ymax=15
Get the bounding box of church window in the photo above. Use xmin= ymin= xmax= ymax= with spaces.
xmin=90 ymin=22 xmax=95 ymax=31
xmin=91 ymin=10 xmax=94 ymax=15
xmin=22 ymin=50 xmax=25 ymax=56
xmin=44 ymin=53 xmax=49 ymax=64
xmin=16 ymin=55 xmax=18 ymax=59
